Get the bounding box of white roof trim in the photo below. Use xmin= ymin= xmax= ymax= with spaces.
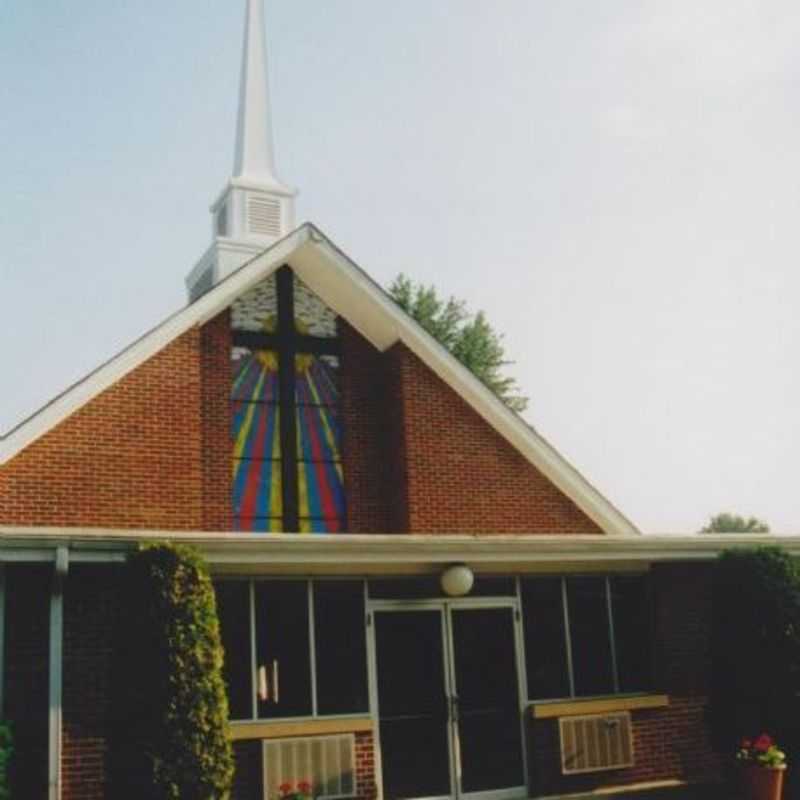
xmin=0 ymin=227 xmax=308 ymax=465
xmin=1 ymin=223 xmax=639 ymax=536
xmin=0 ymin=528 xmax=798 ymax=568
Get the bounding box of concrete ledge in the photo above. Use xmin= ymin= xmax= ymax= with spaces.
xmin=531 ymin=694 xmax=669 ymax=719
xmin=229 ymin=717 xmax=373 ymax=741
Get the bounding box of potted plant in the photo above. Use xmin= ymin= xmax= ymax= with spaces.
xmin=736 ymin=733 xmax=787 ymax=800
xmin=278 ymin=780 xmax=313 ymax=800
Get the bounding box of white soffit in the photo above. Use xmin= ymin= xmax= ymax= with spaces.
xmin=0 ymin=223 xmax=639 ymax=537
xmin=1 ymin=529 xmax=800 ymax=567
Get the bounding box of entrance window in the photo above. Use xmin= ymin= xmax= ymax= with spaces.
xmin=521 ymin=575 xmax=652 ymax=700
xmin=215 ymin=579 xmax=368 ymax=722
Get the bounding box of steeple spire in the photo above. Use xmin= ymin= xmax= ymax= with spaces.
xmin=233 ymin=0 xmax=281 ymax=187
xmin=186 ymin=0 xmax=296 ymax=301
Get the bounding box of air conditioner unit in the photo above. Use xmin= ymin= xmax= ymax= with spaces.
xmin=263 ymin=734 xmax=356 ymax=799
xmin=559 ymin=712 xmax=634 ymax=775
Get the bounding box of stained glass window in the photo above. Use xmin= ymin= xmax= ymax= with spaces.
xmin=230 ymin=268 xmax=346 ymax=533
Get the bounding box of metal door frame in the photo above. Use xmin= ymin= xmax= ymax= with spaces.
xmin=367 ymin=596 xmax=528 ymax=800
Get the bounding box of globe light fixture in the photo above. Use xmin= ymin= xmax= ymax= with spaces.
xmin=440 ymin=564 xmax=474 ymax=597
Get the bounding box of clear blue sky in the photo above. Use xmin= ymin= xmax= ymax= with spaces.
xmin=3 ymin=0 xmax=800 ymax=533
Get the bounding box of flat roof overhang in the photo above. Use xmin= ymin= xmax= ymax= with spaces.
xmin=1 ymin=527 xmax=799 ymax=575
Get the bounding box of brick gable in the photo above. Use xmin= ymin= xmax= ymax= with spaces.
xmin=0 ymin=328 xmax=206 ymax=530
xmin=389 ymin=343 xmax=602 ymax=534
xmin=1 ymin=314 xmax=603 ymax=535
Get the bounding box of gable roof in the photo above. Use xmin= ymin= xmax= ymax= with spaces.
xmin=0 ymin=223 xmax=640 ymax=536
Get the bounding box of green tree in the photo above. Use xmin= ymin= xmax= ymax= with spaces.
xmin=700 ymin=512 xmax=770 ymax=534
xmin=711 ymin=547 xmax=800 ymax=755
xmin=388 ymin=274 xmax=529 ymax=413
xmin=110 ymin=543 xmax=234 ymax=800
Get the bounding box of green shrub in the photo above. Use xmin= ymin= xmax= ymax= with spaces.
xmin=0 ymin=721 xmax=12 ymax=800
xmin=110 ymin=543 xmax=234 ymax=800
xmin=711 ymin=547 xmax=800 ymax=752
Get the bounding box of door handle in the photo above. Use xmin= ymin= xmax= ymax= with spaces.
xmin=256 ymin=660 xmax=280 ymax=704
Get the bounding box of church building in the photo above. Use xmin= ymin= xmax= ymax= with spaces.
xmin=0 ymin=2 xmax=784 ymax=799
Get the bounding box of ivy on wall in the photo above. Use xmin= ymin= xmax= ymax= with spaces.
xmin=110 ymin=543 xmax=234 ymax=799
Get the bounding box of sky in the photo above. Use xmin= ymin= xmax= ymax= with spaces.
xmin=2 ymin=0 xmax=800 ymax=534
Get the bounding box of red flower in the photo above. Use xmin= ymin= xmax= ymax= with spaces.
xmin=279 ymin=783 xmax=293 ymax=795
xmin=298 ymin=781 xmax=312 ymax=794
xmin=754 ymin=734 xmax=773 ymax=752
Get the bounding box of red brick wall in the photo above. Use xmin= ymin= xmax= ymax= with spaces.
xmin=340 ymin=324 xmax=411 ymax=533
xmin=4 ymin=565 xmax=50 ymax=800
xmin=0 ymin=330 xmax=205 ymax=530
xmin=388 ymin=343 xmax=602 ymax=534
xmin=341 ymin=330 xmax=601 ymax=535
xmin=0 ymin=313 xmax=236 ymax=532
xmin=528 ymin=563 xmax=721 ymax=796
xmin=62 ymin=566 xmax=120 ymax=800
xmin=0 ymin=310 xmax=600 ymax=535
xmin=355 ymin=731 xmax=378 ymax=800
xmin=201 ymin=311 xmax=233 ymax=531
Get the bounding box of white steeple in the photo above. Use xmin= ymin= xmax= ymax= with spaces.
xmin=186 ymin=0 xmax=296 ymax=301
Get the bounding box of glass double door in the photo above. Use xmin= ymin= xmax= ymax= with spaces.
xmin=371 ymin=602 xmax=526 ymax=800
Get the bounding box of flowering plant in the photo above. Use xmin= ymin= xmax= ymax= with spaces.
xmin=278 ymin=780 xmax=313 ymax=800
xmin=736 ymin=734 xmax=787 ymax=769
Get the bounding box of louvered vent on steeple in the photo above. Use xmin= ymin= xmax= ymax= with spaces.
xmin=247 ymin=196 xmax=282 ymax=237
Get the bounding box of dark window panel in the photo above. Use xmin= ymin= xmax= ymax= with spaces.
xmin=254 ymin=581 xmax=312 ymax=719
xmin=313 ymin=581 xmax=369 ymax=715
xmin=520 ymin=578 xmax=570 ymax=700
xmin=567 ymin=577 xmax=615 ymax=697
xmin=215 ymin=581 xmax=253 ymax=720
xmin=471 ymin=577 xmax=517 ymax=596
xmin=368 ymin=576 xmax=516 ymax=600
xmin=611 ymin=575 xmax=653 ymax=693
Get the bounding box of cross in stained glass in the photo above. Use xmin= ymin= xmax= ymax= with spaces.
xmin=231 ymin=266 xmax=345 ymax=533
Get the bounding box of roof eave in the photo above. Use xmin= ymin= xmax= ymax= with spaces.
xmin=0 ymin=527 xmax=795 ymax=570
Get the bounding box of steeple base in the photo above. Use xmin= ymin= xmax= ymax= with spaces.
xmin=186 ymin=238 xmax=270 ymax=302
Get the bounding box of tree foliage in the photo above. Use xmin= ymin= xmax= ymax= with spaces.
xmin=110 ymin=543 xmax=234 ymax=800
xmin=388 ymin=274 xmax=529 ymax=413
xmin=711 ymin=547 xmax=800 ymax=754
xmin=701 ymin=512 xmax=770 ymax=534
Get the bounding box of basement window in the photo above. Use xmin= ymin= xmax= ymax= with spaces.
xmin=520 ymin=575 xmax=652 ymax=701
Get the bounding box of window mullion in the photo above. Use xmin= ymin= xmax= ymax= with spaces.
xmin=277 ymin=265 xmax=299 ymax=532
xmin=606 ymin=576 xmax=620 ymax=693
xmin=308 ymin=580 xmax=318 ymax=717
xmin=249 ymin=580 xmax=258 ymax=720
xmin=561 ymin=578 xmax=575 ymax=698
